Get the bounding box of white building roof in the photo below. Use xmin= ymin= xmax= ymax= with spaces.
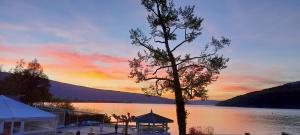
xmin=0 ymin=95 xmax=56 ymax=121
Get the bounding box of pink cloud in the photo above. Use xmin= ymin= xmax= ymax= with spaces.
xmin=0 ymin=23 xmax=28 ymax=31
xmin=42 ymin=45 xmax=128 ymax=64
xmin=0 ymin=45 xmax=20 ymax=52
xmin=219 ymin=74 xmax=281 ymax=85
xmin=0 ymin=43 xmax=130 ymax=81
xmin=93 ymin=54 xmax=128 ymax=63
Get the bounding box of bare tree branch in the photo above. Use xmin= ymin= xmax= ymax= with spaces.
xmin=176 ymin=51 xmax=217 ymax=66
xmin=144 ymin=77 xmax=173 ymax=82
xmin=152 ymin=65 xmax=172 ymax=75
xmin=154 ymin=39 xmax=165 ymax=44
xmin=149 ymin=7 xmax=159 ymax=16
xmin=178 ymin=64 xmax=204 ymax=72
xmin=135 ymin=38 xmax=168 ymax=60
xmin=171 ymin=39 xmax=189 ymax=52
xmin=170 ymin=26 xmax=179 ymax=35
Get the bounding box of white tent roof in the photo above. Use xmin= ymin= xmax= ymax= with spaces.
xmin=0 ymin=95 xmax=56 ymax=121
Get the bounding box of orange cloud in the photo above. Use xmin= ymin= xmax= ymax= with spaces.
xmin=0 ymin=57 xmax=14 ymax=65
xmin=221 ymin=85 xmax=256 ymax=93
xmin=39 ymin=45 xmax=130 ymax=80
xmin=121 ymin=86 xmax=140 ymax=92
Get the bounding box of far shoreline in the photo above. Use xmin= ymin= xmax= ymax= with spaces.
xmin=70 ymin=101 xmax=300 ymax=110
xmin=69 ymin=100 xmax=219 ymax=105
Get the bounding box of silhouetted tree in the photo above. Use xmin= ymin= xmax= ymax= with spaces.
xmin=0 ymin=64 xmax=3 ymax=78
xmin=0 ymin=65 xmax=3 ymax=93
xmin=129 ymin=0 xmax=230 ymax=134
xmin=2 ymin=59 xmax=52 ymax=105
xmin=112 ymin=113 xmax=135 ymax=135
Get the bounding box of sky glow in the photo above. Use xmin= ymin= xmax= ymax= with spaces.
xmin=0 ymin=0 xmax=300 ymax=100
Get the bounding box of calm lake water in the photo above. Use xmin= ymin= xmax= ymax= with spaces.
xmin=72 ymin=103 xmax=300 ymax=135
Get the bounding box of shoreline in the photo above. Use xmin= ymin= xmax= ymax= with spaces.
xmin=71 ymin=102 xmax=300 ymax=110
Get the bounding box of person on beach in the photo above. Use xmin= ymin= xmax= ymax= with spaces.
xmin=76 ymin=130 xmax=80 ymax=135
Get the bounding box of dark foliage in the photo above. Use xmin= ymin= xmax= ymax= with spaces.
xmin=112 ymin=113 xmax=135 ymax=135
xmin=188 ymin=126 xmax=214 ymax=135
xmin=65 ymin=113 xmax=111 ymax=125
xmin=36 ymin=98 xmax=75 ymax=110
xmin=217 ymin=81 xmax=300 ymax=109
xmin=0 ymin=59 xmax=52 ymax=105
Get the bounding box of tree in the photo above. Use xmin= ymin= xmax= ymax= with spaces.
xmin=2 ymin=59 xmax=52 ymax=105
xmin=0 ymin=65 xmax=3 ymax=93
xmin=0 ymin=64 xmax=3 ymax=79
xmin=112 ymin=113 xmax=135 ymax=135
xmin=129 ymin=0 xmax=230 ymax=134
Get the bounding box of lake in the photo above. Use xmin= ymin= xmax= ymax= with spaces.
xmin=72 ymin=103 xmax=300 ymax=135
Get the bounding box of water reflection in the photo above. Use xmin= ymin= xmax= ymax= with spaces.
xmin=72 ymin=103 xmax=300 ymax=135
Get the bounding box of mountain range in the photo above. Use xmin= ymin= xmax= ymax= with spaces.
xmin=0 ymin=72 xmax=218 ymax=104
xmin=49 ymin=80 xmax=173 ymax=103
xmin=217 ymin=81 xmax=300 ymax=109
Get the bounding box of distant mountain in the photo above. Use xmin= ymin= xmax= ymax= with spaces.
xmin=49 ymin=81 xmax=220 ymax=104
xmin=217 ymin=81 xmax=300 ymax=109
xmin=0 ymin=72 xmax=220 ymax=104
xmin=49 ymin=81 xmax=173 ymax=104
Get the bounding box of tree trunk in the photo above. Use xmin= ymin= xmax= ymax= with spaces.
xmin=155 ymin=1 xmax=187 ymax=133
xmin=125 ymin=122 xmax=128 ymax=135
xmin=174 ymin=86 xmax=186 ymax=134
xmin=166 ymin=33 xmax=186 ymax=135
xmin=163 ymin=25 xmax=187 ymax=135
xmin=172 ymin=65 xmax=186 ymax=135
xmin=167 ymin=44 xmax=186 ymax=135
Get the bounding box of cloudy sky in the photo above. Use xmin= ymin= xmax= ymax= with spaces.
xmin=0 ymin=0 xmax=299 ymax=100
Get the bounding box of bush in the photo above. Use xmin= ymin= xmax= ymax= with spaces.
xmin=65 ymin=113 xmax=111 ymax=125
xmin=188 ymin=126 xmax=214 ymax=135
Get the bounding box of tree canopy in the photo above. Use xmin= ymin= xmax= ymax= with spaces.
xmin=0 ymin=59 xmax=52 ymax=105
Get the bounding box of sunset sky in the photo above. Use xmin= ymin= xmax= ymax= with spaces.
xmin=0 ymin=0 xmax=300 ymax=100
